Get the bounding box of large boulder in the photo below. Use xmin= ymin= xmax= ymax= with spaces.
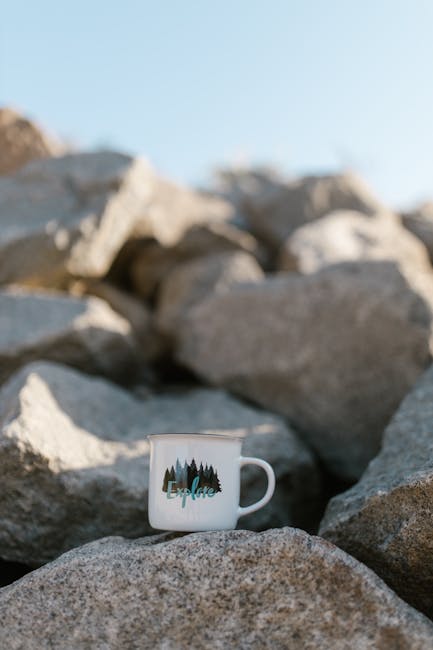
xmin=279 ymin=210 xmax=430 ymax=275
xmin=0 ymin=528 xmax=432 ymax=649
xmin=0 ymin=151 xmax=154 ymax=287
xmin=402 ymin=202 xmax=433 ymax=263
xmin=128 ymin=220 xmax=260 ymax=299
xmin=156 ymin=251 xmax=264 ymax=337
xmin=0 ymin=107 xmax=63 ymax=175
xmin=0 ymin=361 xmax=151 ymax=566
xmin=320 ymin=363 xmax=433 ymax=619
xmin=218 ymin=170 xmax=385 ymax=249
xmin=0 ymin=361 xmax=316 ymax=565
xmin=176 ymin=261 xmax=433 ymax=480
xmin=0 ymin=287 xmax=139 ymax=383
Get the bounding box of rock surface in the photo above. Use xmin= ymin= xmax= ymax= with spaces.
xmin=0 ymin=361 xmax=316 ymax=565
xmin=69 ymin=279 xmax=162 ymax=361
xmin=132 ymin=176 xmax=235 ymax=246
xmin=0 ymin=151 xmax=153 ymax=286
xmin=129 ymin=220 xmax=260 ymax=299
xmin=1 ymin=527 xmax=432 ymax=649
xmin=279 ymin=210 xmax=430 ymax=274
xmin=402 ymin=202 xmax=433 ymax=263
xmin=0 ymin=152 xmax=153 ymax=286
xmin=0 ymin=287 xmax=138 ymax=383
xmin=320 ymin=363 xmax=433 ymax=618
xmin=222 ymin=171 xmax=386 ymax=249
xmin=176 ymin=261 xmax=433 ymax=480
xmin=0 ymin=361 xmax=151 ymax=565
xmin=156 ymin=251 xmax=264 ymax=337
xmin=0 ymin=107 xmax=63 ymax=175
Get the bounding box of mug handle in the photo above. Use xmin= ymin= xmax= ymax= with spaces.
xmin=237 ymin=456 xmax=276 ymax=519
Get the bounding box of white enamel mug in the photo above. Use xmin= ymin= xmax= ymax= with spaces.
xmin=148 ymin=432 xmax=276 ymax=531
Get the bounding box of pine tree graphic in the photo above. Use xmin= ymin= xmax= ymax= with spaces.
xmin=162 ymin=458 xmax=222 ymax=493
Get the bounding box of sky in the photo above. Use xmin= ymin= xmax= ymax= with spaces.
xmin=1 ymin=1 xmax=432 ymax=209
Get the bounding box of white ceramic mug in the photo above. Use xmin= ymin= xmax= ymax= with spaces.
xmin=148 ymin=432 xmax=276 ymax=531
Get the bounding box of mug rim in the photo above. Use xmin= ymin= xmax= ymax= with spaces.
xmin=147 ymin=432 xmax=243 ymax=441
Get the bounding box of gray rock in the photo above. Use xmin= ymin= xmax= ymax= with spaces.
xmin=402 ymin=202 xmax=433 ymax=263
xmin=132 ymin=176 xmax=235 ymax=246
xmin=176 ymin=261 xmax=433 ymax=480
xmin=279 ymin=210 xmax=430 ymax=274
xmin=1 ymin=528 xmax=432 ymax=649
xmin=0 ymin=151 xmax=153 ymax=286
xmin=0 ymin=107 xmax=63 ymax=175
xmin=220 ymin=171 xmax=386 ymax=249
xmin=0 ymin=287 xmax=139 ymax=383
xmin=177 ymin=220 xmax=260 ymax=257
xmin=126 ymin=220 xmax=260 ymax=299
xmin=0 ymin=361 xmax=151 ymax=566
xmin=320 ymin=363 xmax=433 ymax=618
xmin=156 ymin=251 xmax=264 ymax=337
xmin=0 ymin=361 xmax=316 ymax=565
xmin=213 ymin=166 xmax=288 ymax=211
xmin=69 ymin=279 xmax=163 ymax=362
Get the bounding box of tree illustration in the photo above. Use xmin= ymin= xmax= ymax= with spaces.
xmin=175 ymin=459 xmax=182 ymax=484
xmin=212 ymin=469 xmax=222 ymax=492
xmin=162 ymin=458 xmax=222 ymax=493
xmin=187 ymin=458 xmax=198 ymax=488
xmin=182 ymin=460 xmax=188 ymax=487
xmin=162 ymin=468 xmax=170 ymax=491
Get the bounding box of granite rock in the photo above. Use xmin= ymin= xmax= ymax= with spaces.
xmin=0 ymin=151 xmax=153 ymax=286
xmin=402 ymin=201 xmax=433 ymax=263
xmin=279 ymin=210 xmax=430 ymax=275
xmin=0 ymin=287 xmax=138 ymax=383
xmin=320 ymin=363 xmax=433 ymax=618
xmin=0 ymin=528 xmax=432 ymax=649
xmin=0 ymin=107 xmax=63 ymax=175
xmin=132 ymin=176 xmax=235 ymax=246
xmin=129 ymin=220 xmax=260 ymax=299
xmin=0 ymin=361 xmax=316 ymax=564
xmin=176 ymin=261 xmax=433 ymax=479
xmin=69 ymin=279 xmax=163 ymax=361
xmin=156 ymin=251 xmax=264 ymax=337
xmin=220 ymin=171 xmax=385 ymax=249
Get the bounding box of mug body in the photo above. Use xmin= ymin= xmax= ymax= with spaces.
xmin=148 ymin=433 xmax=242 ymax=531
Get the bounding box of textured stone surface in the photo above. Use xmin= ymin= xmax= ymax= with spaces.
xmin=279 ymin=210 xmax=430 ymax=274
xmin=0 ymin=151 xmax=153 ymax=286
xmin=1 ymin=528 xmax=432 ymax=649
xmin=129 ymin=220 xmax=260 ymax=299
xmin=132 ymin=176 xmax=235 ymax=246
xmin=176 ymin=261 xmax=433 ymax=480
xmin=0 ymin=107 xmax=63 ymax=175
xmin=214 ymin=167 xmax=288 ymax=215
xmin=320 ymin=363 xmax=433 ymax=618
xmin=402 ymin=202 xmax=433 ymax=263
xmin=0 ymin=361 xmax=151 ymax=565
xmin=69 ymin=279 xmax=163 ymax=361
xmin=0 ymin=361 xmax=315 ymax=565
xmin=220 ymin=171 xmax=385 ymax=248
xmin=0 ymin=287 xmax=138 ymax=383
xmin=156 ymin=251 xmax=264 ymax=337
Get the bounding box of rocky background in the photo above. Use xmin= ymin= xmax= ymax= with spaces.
xmin=1 ymin=107 xmax=433 ymax=648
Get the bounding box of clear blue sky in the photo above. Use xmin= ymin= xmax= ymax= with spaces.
xmin=1 ymin=1 xmax=432 ymax=208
